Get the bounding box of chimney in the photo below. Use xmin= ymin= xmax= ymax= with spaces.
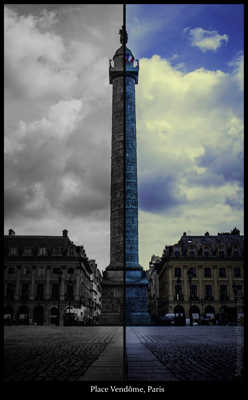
xmin=9 ymin=229 xmax=15 ymax=236
xmin=62 ymin=229 xmax=68 ymax=238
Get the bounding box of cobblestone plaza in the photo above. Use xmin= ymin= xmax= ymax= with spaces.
xmin=4 ymin=326 xmax=244 ymax=382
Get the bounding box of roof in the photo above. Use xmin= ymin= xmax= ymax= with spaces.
xmin=4 ymin=235 xmax=73 ymax=248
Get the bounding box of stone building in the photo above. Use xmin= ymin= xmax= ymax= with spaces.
xmin=148 ymin=228 xmax=244 ymax=325
xmin=147 ymin=255 xmax=161 ymax=322
xmin=89 ymin=260 xmax=102 ymax=324
xmin=4 ymin=229 xmax=102 ymax=326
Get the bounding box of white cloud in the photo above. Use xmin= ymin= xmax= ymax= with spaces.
xmin=136 ymin=55 xmax=243 ymax=267
xmin=4 ymin=6 xmax=106 ymax=100
xmin=229 ymin=52 xmax=244 ymax=91
xmin=185 ymin=27 xmax=229 ymax=52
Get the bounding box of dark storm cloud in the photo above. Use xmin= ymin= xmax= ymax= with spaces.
xmin=196 ymin=145 xmax=243 ymax=186
xmin=4 ymin=185 xmax=48 ymax=219
xmin=138 ymin=175 xmax=186 ymax=213
xmin=4 ymin=5 xmax=122 ymax=268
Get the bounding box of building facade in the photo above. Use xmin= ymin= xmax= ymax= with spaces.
xmin=147 ymin=255 xmax=161 ymax=322
xmin=89 ymin=260 xmax=102 ymax=324
xmin=4 ymin=229 xmax=102 ymax=326
xmin=148 ymin=228 xmax=244 ymax=325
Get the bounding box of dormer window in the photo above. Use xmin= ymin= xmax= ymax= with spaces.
xmin=53 ymin=247 xmax=61 ymax=256
xmin=23 ymin=248 xmax=32 ymax=256
xmin=9 ymin=248 xmax=17 ymax=256
xmin=39 ymin=247 xmax=47 ymax=256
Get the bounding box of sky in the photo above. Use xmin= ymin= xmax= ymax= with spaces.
xmin=4 ymin=4 xmax=244 ymax=271
xmin=4 ymin=4 xmax=122 ymax=271
xmin=127 ymin=4 xmax=244 ymax=268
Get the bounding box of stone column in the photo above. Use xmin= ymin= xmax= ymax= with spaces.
xmin=125 ymin=75 xmax=139 ymax=268
xmin=110 ymin=73 xmax=125 ymax=269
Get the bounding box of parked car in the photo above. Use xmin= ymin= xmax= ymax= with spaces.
xmin=160 ymin=313 xmax=175 ymax=326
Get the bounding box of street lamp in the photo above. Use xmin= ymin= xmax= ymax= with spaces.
xmin=187 ymin=269 xmax=193 ymax=326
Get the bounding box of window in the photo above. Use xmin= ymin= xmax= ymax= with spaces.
xmin=51 ymin=284 xmax=60 ymax=300
xmin=190 ymin=285 xmax=197 ymax=298
xmin=23 ymin=267 xmax=30 ymax=275
xmin=190 ymin=267 xmax=196 ymax=277
xmin=6 ymin=283 xmax=15 ymax=300
xmin=220 ymin=285 xmax=227 ymax=300
xmin=9 ymin=248 xmax=17 ymax=256
xmin=39 ymin=248 xmax=46 ymax=256
xmin=36 ymin=284 xmax=44 ymax=300
xmin=204 ymin=251 xmax=209 ymax=257
xmin=219 ymin=268 xmax=226 ymax=278
xmin=21 ymin=283 xmax=30 ymax=300
xmin=8 ymin=267 xmax=15 ymax=274
xmin=234 ymin=267 xmax=241 ymax=278
xmin=219 ymin=250 xmax=225 ymax=258
xmin=205 ymin=285 xmax=212 ymax=298
xmin=175 ymin=284 xmax=182 ymax=300
xmin=236 ymin=285 xmax=242 ymax=296
xmin=68 ymin=268 xmax=74 ymax=275
xmin=174 ymin=250 xmax=180 ymax=257
xmin=38 ymin=267 xmax=44 ymax=278
xmin=23 ymin=248 xmax=32 ymax=256
xmin=53 ymin=248 xmax=61 ymax=255
xmin=174 ymin=267 xmax=181 ymax=278
xmin=233 ymin=248 xmax=239 ymax=256
xmin=204 ymin=268 xmax=211 ymax=278
xmin=66 ymin=282 xmax=73 ymax=301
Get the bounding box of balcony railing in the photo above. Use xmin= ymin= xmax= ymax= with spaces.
xmin=174 ymin=295 xmax=184 ymax=302
xmin=189 ymin=296 xmax=200 ymax=302
xmin=219 ymin=296 xmax=229 ymax=302
xmin=204 ymin=296 xmax=214 ymax=301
